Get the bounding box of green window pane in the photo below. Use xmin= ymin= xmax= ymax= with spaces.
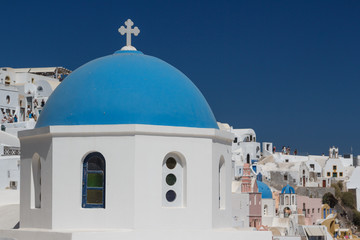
xmin=87 ymin=189 xmax=103 ymax=204
xmin=87 ymin=173 xmax=103 ymax=187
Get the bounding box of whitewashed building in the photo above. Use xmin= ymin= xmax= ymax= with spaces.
xmin=257 ymin=181 xmax=275 ymax=226
xmin=0 ymin=20 xmax=272 ymax=240
xmin=0 ymin=131 xmax=20 ymax=190
xmin=323 ymin=158 xmax=346 ymax=180
xmin=299 ymin=160 xmax=322 ymax=187
xmin=231 ymin=128 xmax=260 ymax=164
xmin=0 ymin=66 xmax=70 ymax=136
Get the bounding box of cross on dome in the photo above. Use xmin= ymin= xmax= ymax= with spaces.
xmin=118 ymin=19 xmax=140 ymax=51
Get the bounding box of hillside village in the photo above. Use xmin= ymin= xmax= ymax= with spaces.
xmin=220 ymin=122 xmax=360 ymax=239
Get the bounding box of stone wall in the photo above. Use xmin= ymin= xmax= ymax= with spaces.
xmin=263 ymin=173 xmax=335 ymax=199
xmin=295 ymin=187 xmax=335 ymax=199
xmin=263 ymin=171 xmax=298 ymax=191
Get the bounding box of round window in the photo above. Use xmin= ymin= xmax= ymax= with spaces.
xmin=166 ymin=157 xmax=177 ymax=169
xmin=166 ymin=190 xmax=176 ymax=202
xmin=166 ymin=174 xmax=177 ymax=186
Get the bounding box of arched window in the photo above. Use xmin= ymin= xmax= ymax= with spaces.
xmin=82 ymin=152 xmax=105 ymax=208
xmin=264 ymin=204 xmax=268 ymax=216
xmin=162 ymin=153 xmax=186 ymax=207
xmin=291 ymin=195 xmax=295 ymax=205
xmin=219 ymin=157 xmax=226 ymax=209
xmin=31 ymin=153 xmax=41 ymax=209
xmin=246 ymin=154 xmax=250 ymax=164
xmin=5 ymin=76 xmax=10 ymax=86
xmin=284 ymin=207 xmax=291 ymax=218
xmin=285 ymin=195 xmax=289 ymax=205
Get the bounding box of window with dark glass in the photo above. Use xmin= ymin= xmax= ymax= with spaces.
xmin=162 ymin=154 xmax=186 ymax=207
xmin=82 ymin=152 xmax=105 ymax=208
xmin=165 ymin=157 xmax=177 ymax=202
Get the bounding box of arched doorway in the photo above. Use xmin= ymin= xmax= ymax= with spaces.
xmin=284 ymin=207 xmax=291 ymax=218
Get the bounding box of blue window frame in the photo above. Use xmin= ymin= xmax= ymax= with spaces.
xmin=82 ymin=152 xmax=105 ymax=208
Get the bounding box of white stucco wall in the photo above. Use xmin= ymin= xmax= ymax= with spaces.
xmin=7 ymin=124 xmax=275 ymax=240
xmin=19 ymin=124 xmax=234 ymax=230
xmin=272 ymin=153 xmax=308 ymax=163
xmin=0 ymin=85 xmax=19 ymax=116
xmin=0 ymin=156 xmax=20 ymax=189
xmin=323 ymin=158 xmax=345 ymax=179
xmin=347 ymin=167 xmax=360 ymax=211
xmin=232 ymin=192 xmax=249 ymax=227
xmin=262 ymin=142 xmax=273 ymax=157
xmin=262 ymin=198 xmax=275 ymax=226
xmin=305 ymin=159 xmax=322 ymax=174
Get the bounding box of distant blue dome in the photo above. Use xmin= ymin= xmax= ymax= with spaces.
xmin=257 ymin=180 xmax=272 ymax=199
xmin=281 ymin=184 xmax=295 ymax=194
xmin=36 ymin=50 xmax=218 ymax=129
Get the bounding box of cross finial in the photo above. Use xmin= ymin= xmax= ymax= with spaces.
xmin=118 ymin=19 xmax=140 ymax=50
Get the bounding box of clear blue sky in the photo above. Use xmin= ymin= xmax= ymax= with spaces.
xmin=1 ymin=1 xmax=359 ymax=156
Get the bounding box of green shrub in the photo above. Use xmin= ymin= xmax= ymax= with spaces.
xmin=337 ymin=181 xmax=344 ymax=191
xmin=352 ymin=210 xmax=360 ymax=227
xmin=341 ymin=192 xmax=355 ymax=209
xmin=332 ymin=183 xmax=342 ymax=198
xmin=322 ymin=192 xmax=338 ymax=208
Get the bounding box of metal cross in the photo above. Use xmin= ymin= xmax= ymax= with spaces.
xmin=118 ymin=19 xmax=140 ymax=47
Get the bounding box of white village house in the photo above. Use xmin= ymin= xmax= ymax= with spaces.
xmin=0 ymin=66 xmax=70 ymax=132
xmin=0 ymin=20 xmax=272 ymax=240
xmin=0 ymin=66 xmax=70 ymax=192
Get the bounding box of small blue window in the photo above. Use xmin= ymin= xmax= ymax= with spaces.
xmin=82 ymin=152 xmax=105 ymax=208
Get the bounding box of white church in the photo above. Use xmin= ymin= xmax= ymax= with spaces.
xmin=0 ymin=20 xmax=272 ymax=240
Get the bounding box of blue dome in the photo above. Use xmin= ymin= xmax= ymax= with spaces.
xmin=36 ymin=50 xmax=218 ymax=129
xmin=257 ymin=180 xmax=272 ymax=199
xmin=281 ymin=184 xmax=295 ymax=194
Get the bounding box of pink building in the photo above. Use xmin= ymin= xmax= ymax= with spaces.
xmin=249 ymin=191 xmax=262 ymax=228
xmin=241 ymin=164 xmax=262 ymax=227
xmin=296 ymin=195 xmax=322 ymax=225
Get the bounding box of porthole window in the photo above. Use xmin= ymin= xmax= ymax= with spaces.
xmin=162 ymin=153 xmax=186 ymax=207
xmin=37 ymin=86 xmax=43 ymax=91
xmin=166 ymin=190 xmax=176 ymax=202
xmin=166 ymin=157 xmax=177 ymax=169
xmin=166 ymin=173 xmax=176 ymax=186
